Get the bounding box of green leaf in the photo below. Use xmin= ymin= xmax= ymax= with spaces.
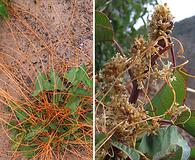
xmin=49 ymin=69 xmax=64 ymax=91
xmin=69 ymin=87 xmax=92 ymax=96
xmin=49 ymin=123 xmax=57 ymax=130
xmin=7 ymin=120 xmax=17 ymax=129
xmin=19 ymin=145 xmax=37 ymax=158
xmin=65 ymin=65 xmax=92 ymax=87
xmin=32 ymin=72 xmax=50 ymax=96
xmin=65 ymin=67 xmax=80 ymax=85
xmin=15 ymin=109 xmax=29 ymax=121
xmin=95 ymin=132 xmax=107 ymax=151
xmin=32 ymin=69 xmax=64 ymax=96
xmin=161 ymin=147 xmax=182 ymax=160
xmin=139 ymin=126 xmax=191 ymax=160
xmin=24 ymin=123 xmax=43 ymax=141
xmin=190 ymin=147 xmax=195 ymax=159
xmin=85 ymin=135 xmax=92 ymax=142
xmin=52 ymin=93 xmax=62 ymax=105
xmin=79 ymin=65 xmax=93 ymax=87
xmin=145 ymin=69 xmax=188 ymax=115
xmin=57 ymin=127 xmax=67 ymax=133
xmin=0 ymin=1 xmax=8 ymax=18
xmin=11 ymin=132 xmax=24 ymax=150
xmin=66 ymin=96 xmax=80 ymax=113
xmin=112 ymin=141 xmax=140 ymax=160
xmin=178 ymin=111 xmax=195 ymax=138
xmin=175 ymin=108 xmax=191 ymax=125
xmin=95 ymin=11 xmax=114 ymax=42
xmin=7 ymin=120 xmax=20 ymax=136
xmin=86 ymin=111 xmax=93 ymax=121
xmin=39 ymin=137 xmax=49 ymax=142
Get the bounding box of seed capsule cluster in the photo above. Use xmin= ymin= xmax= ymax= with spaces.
xmin=129 ymin=3 xmax=175 ymax=89
xmin=96 ymin=4 xmax=188 ymax=159
xmin=149 ymin=3 xmax=174 ymax=40
xmin=130 ymin=36 xmax=148 ymax=78
xmin=109 ymin=95 xmax=149 ymax=146
xmin=96 ymin=53 xmax=127 ymax=95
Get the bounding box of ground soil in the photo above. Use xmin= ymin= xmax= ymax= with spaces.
xmin=0 ymin=0 xmax=92 ymax=159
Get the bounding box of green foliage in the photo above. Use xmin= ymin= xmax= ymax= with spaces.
xmin=15 ymin=109 xmax=29 ymax=121
xmin=65 ymin=64 xmax=92 ymax=87
xmin=33 ymin=66 xmax=92 ymax=113
xmin=32 ymin=69 xmax=64 ymax=96
xmin=24 ymin=123 xmax=44 ymax=141
xmin=7 ymin=65 xmax=92 ymax=158
xmin=139 ymin=126 xmax=191 ymax=160
xmin=145 ymin=69 xmax=188 ymax=115
xmin=190 ymin=147 xmax=195 ymax=159
xmin=112 ymin=141 xmax=140 ymax=160
xmin=95 ymin=132 xmax=107 ymax=151
xmin=178 ymin=111 xmax=195 ymax=138
xmin=66 ymin=96 xmax=81 ymax=113
xmin=0 ymin=1 xmax=8 ymax=18
xmin=95 ymin=11 xmax=114 ymax=42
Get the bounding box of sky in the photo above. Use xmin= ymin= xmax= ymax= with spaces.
xmin=135 ymin=0 xmax=195 ymax=28
xmin=160 ymin=0 xmax=195 ymax=22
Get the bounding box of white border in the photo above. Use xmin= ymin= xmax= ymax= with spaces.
xmin=93 ymin=0 xmax=95 ymax=159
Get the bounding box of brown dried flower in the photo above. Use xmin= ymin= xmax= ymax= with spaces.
xmin=149 ymin=3 xmax=174 ymax=40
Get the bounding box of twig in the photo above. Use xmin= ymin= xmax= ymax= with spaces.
xmin=128 ymin=40 xmax=172 ymax=104
xmin=113 ymin=39 xmax=125 ymax=56
xmin=128 ymin=69 xmax=140 ymax=104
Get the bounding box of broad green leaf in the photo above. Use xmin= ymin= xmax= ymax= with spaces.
xmin=178 ymin=111 xmax=195 ymax=138
xmin=161 ymin=147 xmax=182 ymax=160
xmin=24 ymin=123 xmax=43 ymax=141
xmin=95 ymin=132 xmax=107 ymax=151
xmin=57 ymin=127 xmax=67 ymax=133
xmin=190 ymin=147 xmax=195 ymax=159
xmin=19 ymin=145 xmax=37 ymax=158
xmin=32 ymin=70 xmax=64 ymax=96
xmin=64 ymin=67 xmax=80 ymax=85
xmin=49 ymin=69 xmax=64 ymax=90
xmin=112 ymin=141 xmax=140 ymax=160
xmin=7 ymin=120 xmax=20 ymax=136
xmin=79 ymin=65 xmax=93 ymax=87
xmin=32 ymin=72 xmax=50 ymax=96
xmin=66 ymin=96 xmax=80 ymax=113
xmin=69 ymin=87 xmax=92 ymax=96
xmin=139 ymin=126 xmax=191 ymax=160
xmin=39 ymin=137 xmax=49 ymax=142
xmin=11 ymin=132 xmax=24 ymax=150
xmin=175 ymin=108 xmax=191 ymax=125
xmin=0 ymin=1 xmax=8 ymax=18
xmin=49 ymin=123 xmax=57 ymax=130
xmin=65 ymin=65 xmax=92 ymax=87
xmin=86 ymin=111 xmax=93 ymax=121
xmin=145 ymin=69 xmax=188 ymax=115
xmin=95 ymin=11 xmax=114 ymax=42
xmin=15 ymin=109 xmax=29 ymax=121
xmin=52 ymin=93 xmax=62 ymax=105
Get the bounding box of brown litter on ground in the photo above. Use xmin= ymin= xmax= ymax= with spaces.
xmin=0 ymin=0 xmax=92 ymax=159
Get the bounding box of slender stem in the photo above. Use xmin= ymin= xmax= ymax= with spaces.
xmin=159 ymin=119 xmax=173 ymax=125
xmin=113 ymin=39 xmax=125 ymax=56
xmin=128 ymin=70 xmax=140 ymax=104
xmin=128 ymin=40 xmax=172 ymax=104
xmin=170 ymin=41 xmax=176 ymax=68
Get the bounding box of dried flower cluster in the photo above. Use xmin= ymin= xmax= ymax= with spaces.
xmin=96 ymin=53 xmax=127 ymax=95
xmin=149 ymin=3 xmax=174 ymax=40
xmin=96 ymin=4 xmax=188 ymax=159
